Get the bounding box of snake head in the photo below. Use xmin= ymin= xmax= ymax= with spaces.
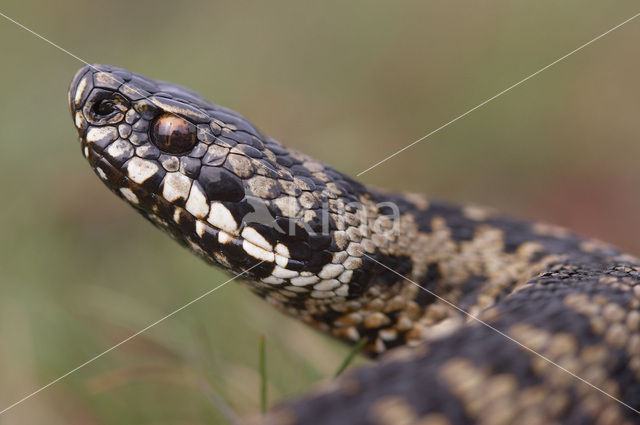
xmin=68 ymin=64 xmax=394 ymax=308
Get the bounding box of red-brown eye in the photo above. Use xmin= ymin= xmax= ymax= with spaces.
xmin=151 ymin=114 xmax=198 ymax=154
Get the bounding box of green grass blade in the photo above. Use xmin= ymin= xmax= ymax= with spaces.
xmin=259 ymin=335 xmax=267 ymax=414
xmin=334 ymin=339 xmax=366 ymax=379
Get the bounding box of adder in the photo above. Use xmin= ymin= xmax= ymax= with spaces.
xmin=68 ymin=64 xmax=640 ymax=425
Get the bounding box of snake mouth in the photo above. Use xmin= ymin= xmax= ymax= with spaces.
xmin=78 ymin=131 xmax=284 ymax=286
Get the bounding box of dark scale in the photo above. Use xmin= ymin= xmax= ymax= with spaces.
xmin=213 ymin=135 xmax=238 ymax=148
xmin=173 ymin=208 xmax=196 ymax=239
xmin=414 ymin=263 xmax=442 ymax=306
xmin=202 ymin=146 xmax=229 ymax=167
xmin=180 ymin=157 xmax=202 ymax=179
xmin=199 ymin=225 xmax=220 ymax=253
xmin=197 ymin=166 xmax=245 ymax=202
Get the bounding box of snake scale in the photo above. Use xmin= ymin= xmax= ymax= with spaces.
xmin=68 ymin=64 xmax=640 ymax=425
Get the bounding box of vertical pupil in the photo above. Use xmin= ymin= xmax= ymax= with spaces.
xmin=162 ymin=121 xmax=174 ymax=149
xmin=151 ymin=114 xmax=197 ymax=154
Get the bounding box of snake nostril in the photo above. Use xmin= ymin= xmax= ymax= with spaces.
xmin=85 ymin=92 xmax=129 ymax=125
xmin=92 ymin=98 xmax=117 ymax=116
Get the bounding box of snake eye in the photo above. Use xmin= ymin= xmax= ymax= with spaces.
xmin=151 ymin=114 xmax=198 ymax=154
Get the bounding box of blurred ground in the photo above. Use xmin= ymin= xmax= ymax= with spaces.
xmin=0 ymin=1 xmax=639 ymax=423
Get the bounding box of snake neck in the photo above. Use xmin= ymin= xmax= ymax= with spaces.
xmin=267 ymin=187 xmax=627 ymax=356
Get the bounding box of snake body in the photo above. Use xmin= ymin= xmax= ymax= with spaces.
xmin=69 ymin=64 xmax=640 ymax=425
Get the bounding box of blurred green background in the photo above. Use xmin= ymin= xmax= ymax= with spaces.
xmin=0 ymin=1 xmax=639 ymax=423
